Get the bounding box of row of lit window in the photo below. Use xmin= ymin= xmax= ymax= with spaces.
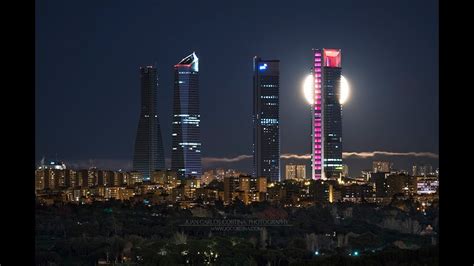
xmin=179 ymin=142 xmax=201 ymax=146
xmin=261 ymin=118 xmax=278 ymax=124
xmin=324 ymin=164 xmax=343 ymax=167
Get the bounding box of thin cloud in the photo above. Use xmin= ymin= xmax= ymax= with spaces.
xmin=202 ymin=155 xmax=253 ymax=164
xmin=280 ymin=153 xmax=311 ymax=159
xmin=63 ymin=159 xmax=133 ymax=170
xmin=202 ymin=151 xmax=439 ymax=163
xmin=280 ymin=151 xmax=439 ymax=159
xmin=343 ymin=151 xmax=439 ymax=159
xmin=52 ymin=151 xmax=437 ymax=171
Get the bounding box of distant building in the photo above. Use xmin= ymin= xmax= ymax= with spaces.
xmin=225 ymin=169 xmax=242 ymax=178
xmin=256 ymin=176 xmax=267 ymax=193
xmin=296 ymin=165 xmax=306 ymax=179
xmin=309 ymin=180 xmax=333 ymax=203
xmin=340 ymin=183 xmax=374 ymax=202
xmin=152 ymin=169 xmax=178 ymax=189
xmin=35 ymin=169 xmax=46 ymax=190
xmin=412 ymin=164 xmax=433 ymax=177
xmin=342 ymin=164 xmax=349 ymax=177
xmin=64 ymin=169 xmax=76 ymax=188
xmin=386 ymin=174 xmax=417 ymax=197
xmin=184 ymin=178 xmax=201 ymax=198
xmin=37 ymin=159 xmax=66 ymax=170
xmin=417 ymin=176 xmax=439 ymax=195
xmin=285 ymin=164 xmax=296 ymax=180
xmin=286 ymin=164 xmax=306 ymax=180
xmin=76 ymin=169 xmax=98 ymax=188
xmin=129 ymin=171 xmax=143 ymax=185
xmin=201 ymin=170 xmax=216 ymax=185
xmin=216 ymin=169 xmax=225 ymax=180
xmin=361 ymin=169 xmax=372 ymax=182
xmin=370 ymin=172 xmax=389 ymax=198
xmin=223 ymin=176 xmax=239 ymax=204
xmin=372 ymin=161 xmax=392 ymax=173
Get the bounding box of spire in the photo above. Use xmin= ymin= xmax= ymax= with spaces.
xmin=177 ymin=52 xmax=199 ymax=72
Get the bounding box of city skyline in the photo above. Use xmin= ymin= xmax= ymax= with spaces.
xmin=35 ymin=0 xmax=438 ymax=178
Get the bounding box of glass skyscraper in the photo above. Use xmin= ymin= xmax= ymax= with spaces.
xmin=312 ymin=49 xmax=343 ymax=180
xmin=253 ymin=57 xmax=280 ymax=181
xmin=133 ymin=65 xmax=165 ymax=180
xmin=171 ymin=52 xmax=202 ymax=179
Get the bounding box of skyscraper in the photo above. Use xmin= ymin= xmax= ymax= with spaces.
xmin=253 ymin=57 xmax=280 ymax=181
xmin=311 ymin=49 xmax=343 ymax=180
xmin=133 ymin=65 xmax=165 ymax=180
xmin=171 ymin=52 xmax=202 ymax=179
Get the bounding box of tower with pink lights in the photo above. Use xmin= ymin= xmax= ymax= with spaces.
xmin=311 ymin=49 xmax=343 ymax=180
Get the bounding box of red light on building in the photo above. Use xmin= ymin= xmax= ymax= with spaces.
xmin=323 ymin=49 xmax=341 ymax=67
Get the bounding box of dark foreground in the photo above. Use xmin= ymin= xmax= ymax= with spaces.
xmin=36 ymin=200 xmax=438 ymax=265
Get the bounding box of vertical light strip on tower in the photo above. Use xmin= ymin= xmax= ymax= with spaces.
xmin=312 ymin=49 xmax=323 ymax=180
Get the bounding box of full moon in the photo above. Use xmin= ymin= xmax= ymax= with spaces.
xmin=303 ymin=74 xmax=350 ymax=105
xmin=303 ymin=74 xmax=314 ymax=105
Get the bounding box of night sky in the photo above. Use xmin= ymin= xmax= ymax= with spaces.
xmin=35 ymin=0 xmax=438 ymax=177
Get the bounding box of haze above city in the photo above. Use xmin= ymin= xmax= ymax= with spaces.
xmin=35 ymin=0 xmax=438 ymax=177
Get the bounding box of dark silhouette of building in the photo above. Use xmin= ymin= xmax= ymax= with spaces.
xmin=370 ymin=172 xmax=389 ymax=198
xmin=133 ymin=65 xmax=165 ymax=180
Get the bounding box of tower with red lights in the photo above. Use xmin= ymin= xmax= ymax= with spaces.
xmin=312 ymin=49 xmax=343 ymax=180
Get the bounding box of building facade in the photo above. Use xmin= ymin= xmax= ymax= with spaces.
xmin=311 ymin=48 xmax=343 ymax=180
xmin=171 ymin=52 xmax=202 ymax=179
xmin=253 ymin=57 xmax=280 ymax=181
xmin=296 ymin=165 xmax=306 ymax=179
xmin=286 ymin=164 xmax=306 ymax=180
xmin=285 ymin=164 xmax=296 ymax=180
xmin=373 ymin=161 xmax=392 ymax=173
xmin=133 ymin=65 xmax=165 ymax=180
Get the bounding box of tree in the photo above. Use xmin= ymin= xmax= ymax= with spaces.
xmin=173 ymin=231 xmax=187 ymax=245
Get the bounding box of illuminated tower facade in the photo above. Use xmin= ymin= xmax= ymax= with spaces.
xmin=171 ymin=52 xmax=202 ymax=179
xmin=312 ymin=49 xmax=343 ymax=180
xmin=133 ymin=65 xmax=165 ymax=180
xmin=253 ymin=57 xmax=280 ymax=181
